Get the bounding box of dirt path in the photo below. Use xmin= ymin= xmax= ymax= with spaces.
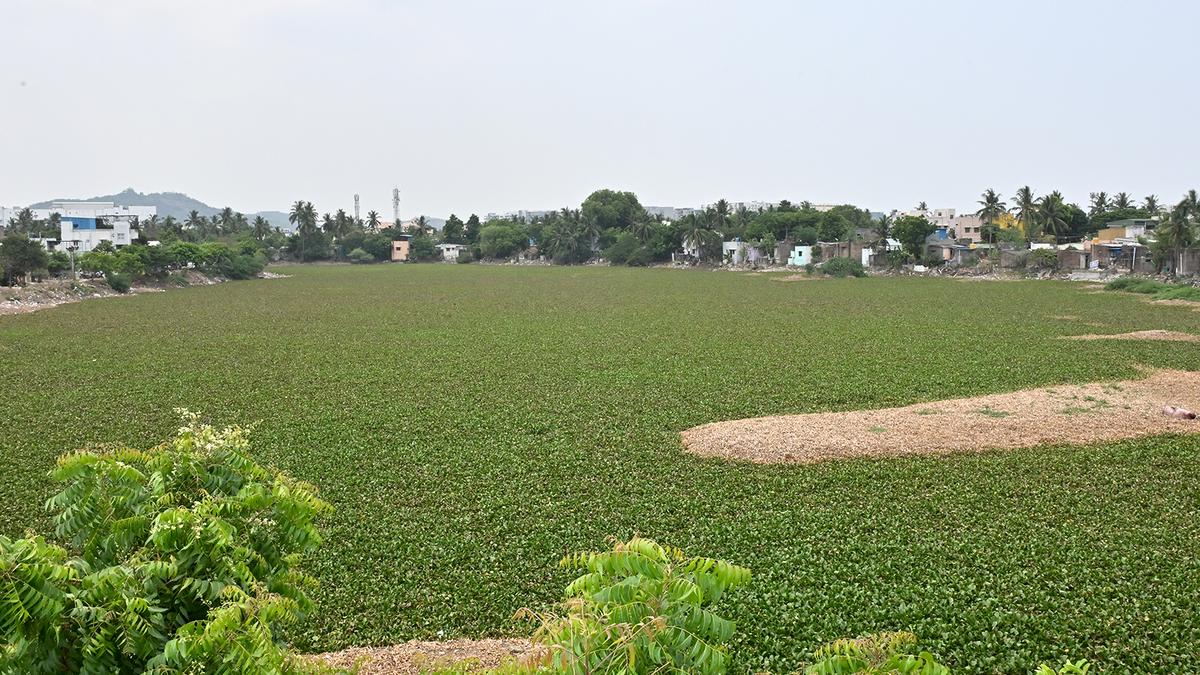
xmin=681 ymin=370 xmax=1200 ymax=464
xmin=311 ymin=638 xmax=536 ymax=674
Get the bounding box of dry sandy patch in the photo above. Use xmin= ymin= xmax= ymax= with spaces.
xmin=681 ymin=370 xmax=1200 ymax=464
xmin=311 ymin=638 xmax=536 ymax=674
xmin=1061 ymin=330 xmax=1200 ymax=343
xmin=1151 ymin=298 xmax=1200 ymax=311
xmin=771 ymin=274 xmax=824 ymax=282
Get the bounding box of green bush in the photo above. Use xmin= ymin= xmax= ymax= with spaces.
xmin=105 ymin=271 xmax=132 ymax=293
xmin=347 ymin=247 xmax=374 ymax=264
xmin=521 ymin=537 xmax=750 ymax=674
xmin=456 ymin=250 xmax=475 ymax=264
xmin=1028 ymin=249 xmax=1059 ymax=271
xmin=805 ymin=632 xmax=948 ymax=674
xmin=0 ymin=411 xmax=331 ymax=674
xmin=1151 ymin=284 xmax=1200 ymax=301
xmin=821 ymin=257 xmax=866 ymax=278
xmin=1104 ymin=278 xmax=1169 ymax=294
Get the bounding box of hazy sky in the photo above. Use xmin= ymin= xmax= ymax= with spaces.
xmin=3 ymin=0 xmax=1198 ymax=218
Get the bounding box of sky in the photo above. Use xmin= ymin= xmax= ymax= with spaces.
xmin=2 ymin=0 xmax=1198 ymax=219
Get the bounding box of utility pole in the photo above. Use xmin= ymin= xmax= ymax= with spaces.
xmin=354 ymin=194 xmax=360 ymax=222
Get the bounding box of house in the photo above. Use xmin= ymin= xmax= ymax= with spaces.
xmin=59 ymin=215 xmax=139 ymax=253
xmin=818 ymin=240 xmax=867 ymax=262
xmin=436 ymin=243 xmax=466 ymax=262
xmin=35 ymin=201 xmax=152 ymax=253
xmin=722 ymin=240 xmax=761 ymax=266
xmin=1092 ymin=239 xmax=1154 ymax=273
xmin=787 ymin=245 xmax=813 ymax=266
xmin=390 ymin=235 xmax=411 ymax=262
xmin=1056 ymin=247 xmax=1089 ymax=270
xmin=1095 ymin=218 xmax=1159 ymax=242
xmin=865 ymin=239 xmax=902 ymax=267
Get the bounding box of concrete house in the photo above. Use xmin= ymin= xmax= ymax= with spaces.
xmin=722 ymin=240 xmax=761 ymax=266
xmin=436 ymin=243 xmax=466 ymax=261
xmin=787 ymin=245 xmax=813 ymax=266
xmin=391 ymin=235 xmax=411 ymax=262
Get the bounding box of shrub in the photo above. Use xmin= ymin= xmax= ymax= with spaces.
xmin=521 ymin=537 xmax=750 ymax=674
xmin=1105 ymin=277 xmax=1169 ymax=295
xmin=456 ymin=250 xmax=475 ymax=264
xmin=1151 ymin=285 xmax=1200 ymax=302
xmin=105 ymin=271 xmax=132 ymax=293
xmin=347 ymin=247 xmax=374 ymax=264
xmin=1028 ymin=249 xmax=1059 ymax=271
xmin=805 ymin=632 xmax=948 ymax=675
xmin=0 ymin=410 xmax=331 ymax=673
xmin=821 ymin=257 xmax=866 ymax=278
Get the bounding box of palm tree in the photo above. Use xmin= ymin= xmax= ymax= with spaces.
xmin=711 ymin=199 xmax=731 ymax=233
xmin=872 ymin=214 xmax=892 ymax=257
xmin=916 ymin=201 xmax=928 ymax=213
xmin=1143 ymin=195 xmax=1160 ymax=215
xmin=289 ymin=200 xmax=307 ymax=230
xmin=1156 ymin=200 xmax=1195 ymax=275
xmin=321 ymin=213 xmax=335 ymax=235
xmin=185 ymin=210 xmax=206 ymax=232
xmin=1037 ymin=191 xmax=1069 ymax=242
xmin=1089 ymin=191 xmax=1110 ymax=216
xmin=252 ymin=216 xmax=271 ymax=240
xmin=1012 ymin=186 xmax=1038 ymax=241
xmin=1113 ymin=192 xmax=1134 ymax=210
xmin=683 ymin=218 xmax=718 ymax=263
xmin=975 ymin=188 xmax=1006 ymax=228
xmin=366 ymin=210 xmax=381 ymax=231
xmin=629 ymin=218 xmax=653 ymax=243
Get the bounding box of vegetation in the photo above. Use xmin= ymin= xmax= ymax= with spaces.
xmin=1104 ymin=277 xmax=1200 ymax=301
xmin=520 ymin=537 xmax=750 ymax=673
xmin=0 ymin=411 xmax=330 ymax=673
xmin=2 ymin=267 xmax=1200 ymax=673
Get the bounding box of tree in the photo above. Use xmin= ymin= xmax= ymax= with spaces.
xmin=1012 ymin=186 xmax=1039 ymax=242
xmin=1089 ymin=191 xmax=1110 ymax=216
xmin=916 ymin=201 xmax=928 ymax=212
xmin=818 ymin=211 xmax=850 ymax=242
xmin=252 ymin=216 xmax=271 ymax=241
xmin=1038 ymin=191 xmax=1070 ymax=241
xmin=7 ymin=208 xmax=36 ymax=234
xmin=184 ymin=209 xmax=206 ymax=234
xmin=1143 ymin=195 xmax=1160 ymax=214
xmin=0 ymin=411 xmax=329 ymax=673
xmin=873 ymin=214 xmax=893 ymax=255
xmin=478 ymin=221 xmax=527 ymax=259
xmin=441 ymin=214 xmax=464 ymax=244
xmin=975 ymin=188 xmax=1006 ymax=228
xmin=366 ymin=210 xmax=381 ymax=231
xmin=682 ymin=217 xmax=720 ymax=263
xmin=891 ymin=215 xmax=935 ymax=259
xmin=1113 ymin=192 xmax=1134 ymax=210
xmin=581 ymin=189 xmax=645 ymax=232
xmin=0 ymin=233 xmax=50 ymax=284
xmin=464 ymin=214 xmax=482 ymax=244
xmin=1157 ymin=198 xmax=1196 ymax=275
xmin=288 ymin=200 xmax=307 ymax=230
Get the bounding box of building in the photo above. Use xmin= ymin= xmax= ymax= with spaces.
xmin=436 ymin=243 xmax=466 ymax=262
xmin=722 ymin=240 xmax=761 ymax=266
xmin=391 ymin=235 xmax=411 ymax=262
xmin=952 ymin=214 xmax=984 ymax=244
xmin=787 ymin=245 xmax=813 ymax=266
xmin=35 ymin=201 xmax=153 ymax=253
xmin=1095 ymin=218 xmax=1159 ymax=242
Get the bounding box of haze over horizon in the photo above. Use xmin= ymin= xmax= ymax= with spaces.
xmin=3 ymin=0 xmax=1198 ymax=218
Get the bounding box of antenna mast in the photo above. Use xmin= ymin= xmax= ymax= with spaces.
xmin=392 ymin=188 xmax=400 ymax=224
xmin=354 ymin=194 xmax=360 ymax=221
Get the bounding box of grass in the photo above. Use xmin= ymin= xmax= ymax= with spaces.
xmin=1105 ymin=276 xmax=1200 ymax=301
xmin=2 ymin=266 xmax=1199 ymax=673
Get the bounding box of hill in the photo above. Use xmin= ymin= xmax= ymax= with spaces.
xmin=30 ymin=188 xmax=293 ymax=231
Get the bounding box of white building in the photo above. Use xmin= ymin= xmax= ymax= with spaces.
xmin=36 ymin=201 xmax=152 ymax=252
xmin=787 ymin=245 xmax=813 ymax=266
xmin=436 ymin=243 xmax=466 ymax=261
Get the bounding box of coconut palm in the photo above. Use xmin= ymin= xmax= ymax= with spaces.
xmin=682 ymin=213 xmax=719 ymax=263
xmin=872 ymin=214 xmax=892 ymax=255
xmin=1113 ymin=192 xmax=1134 ymax=210
xmin=712 ymin=199 xmax=731 ymax=232
xmin=289 ymin=200 xmax=307 ymax=229
xmin=916 ymin=201 xmax=928 ymax=212
xmin=1037 ymin=191 xmax=1069 ymax=242
xmin=1088 ymin=191 xmax=1110 ymax=216
xmin=1143 ymin=195 xmax=1160 ymax=215
xmin=252 ymin=216 xmax=271 ymax=240
xmin=366 ymin=210 xmax=381 ymax=231
xmin=1012 ymin=186 xmax=1038 ymax=241
xmin=185 ymin=210 xmax=206 ymax=232
xmin=1157 ymin=200 xmax=1195 ymax=275
xmin=629 ymin=218 xmax=653 ymax=243
xmin=975 ymin=188 xmax=1006 ymax=227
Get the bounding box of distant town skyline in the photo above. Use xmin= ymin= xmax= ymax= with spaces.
xmin=3 ymin=0 xmax=1198 ymax=219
